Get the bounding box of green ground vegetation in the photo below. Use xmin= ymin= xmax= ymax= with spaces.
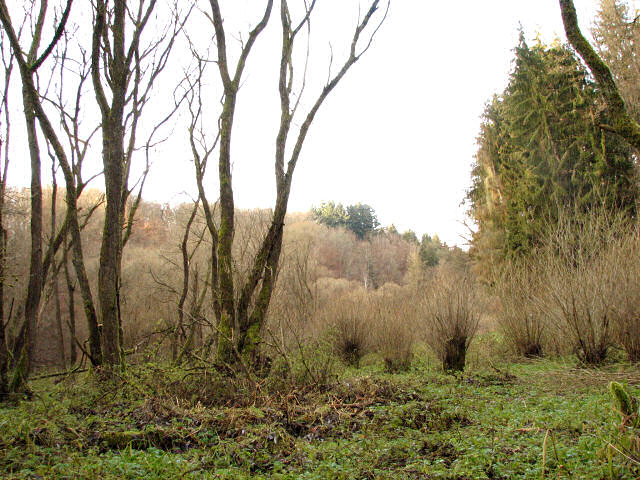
xmin=1 ymin=346 xmax=639 ymax=479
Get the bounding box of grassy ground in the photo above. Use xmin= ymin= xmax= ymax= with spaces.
xmin=1 ymin=354 xmax=639 ymax=479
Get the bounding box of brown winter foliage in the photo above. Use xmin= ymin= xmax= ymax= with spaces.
xmin=3 ymin=190 xmax=429 ymax=371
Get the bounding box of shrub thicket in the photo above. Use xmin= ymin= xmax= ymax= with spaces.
xmin=538 ymin=210 xmax=631 ymax=365
xmin=494 ymin=260 xmax=546 ymax=357
xmin=370 ymin=284 xmax=416 ymax=372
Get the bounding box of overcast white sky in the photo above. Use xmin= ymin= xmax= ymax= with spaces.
xmin=6 ymin=0 xmax=620 ymax=246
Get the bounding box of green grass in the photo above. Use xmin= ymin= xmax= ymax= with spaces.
xmin=1 ymin=358 xmax=639 ymax=479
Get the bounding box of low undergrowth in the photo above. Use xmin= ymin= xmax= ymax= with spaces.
xmin=1 ymin=359 xmax=639 ymax=479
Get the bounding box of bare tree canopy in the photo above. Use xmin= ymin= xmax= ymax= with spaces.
xmin=188 ymin=0 xmax=389 ymax=366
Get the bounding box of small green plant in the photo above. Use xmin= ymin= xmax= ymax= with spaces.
xmin=605 ymin=381 xmax=640 ymax=476
xmin=610 ymin=381 xmax=639 ymax=426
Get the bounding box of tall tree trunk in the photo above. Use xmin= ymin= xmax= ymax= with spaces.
xmin=0 ymin=58 xmax=9 ymax=396
xmin=26 ymin=62 xmax=102 ymax=368
xmin=215 ymin=94 xmax=238 ymax=365
xmin=207 ymin=0 xmax=274 ymax=365
xmin=93 ymin=0 xmax=127 ymax=369
xmin=98 ymin=123 xmax=124 ymax=367
xmin=0 ymin=0 xmax=95 ymax=385
xmin=50 ymin=178 xmax=65 ymax=368
xmin=92 ymin=0 xmax=179 ymax=368
xmin=233 ymin=0 xmax=386 ymax=360
xmin=12 ymin=85 xmax=43 ymax=389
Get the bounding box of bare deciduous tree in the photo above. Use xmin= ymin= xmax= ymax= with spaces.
xmin=91 ymin=0 xmax=191 ymax=368
xmin=0 ymin=27 xmax=14 ymax=396
xmin=192 ymin=0 xmax=389 ymax=367
xmin=0 ymin=0 xmax=85 ymax=390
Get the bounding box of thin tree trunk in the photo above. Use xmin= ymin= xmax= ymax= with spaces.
xmin=207 ymin=0 xmax=274 ymax=365
xmin=53 ymin=258 xmax=65 ymax=367
xmin=66 ymin=207 xmax=101 ymax=365
xmin=50 ymin=176 xmax=65 ymax=368
xmin=0 ymin=220 xmax=7 ymax=395
xmin=63 ymin=238 xmax=76 ymax=365
xmin=11 ymin=84 xmax=44 ymax=389
xmin=234 ymin=0 xmax=386 ymax=359
xmin=215 ymin=94 xmax=238 ymax=365
xmin=174 ymin=200 xmax=199 ymax=361
xmin=26 ymin=61 xmax=102 ymax=368
xmin=0 ymin=0 xmax=98 ymax=383
xmin=0 ymin=58 xmax=9 ymax=396
xmin=3 ymin=2 xmax=51 ymax=387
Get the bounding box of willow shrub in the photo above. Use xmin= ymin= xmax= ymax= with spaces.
xmin=538 ymin=209 xmax=634 ymax=365
xmin=421 ymin=267 xmax=483 ymax=372
xmin=494 ymin=260 xmax=547 ymax=357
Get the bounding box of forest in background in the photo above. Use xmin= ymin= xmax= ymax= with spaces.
xmin=2 ymin=188 xmax=461 ymax=370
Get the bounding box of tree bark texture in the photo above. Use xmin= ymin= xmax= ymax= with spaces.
xmin=0 ymin=215 xmax=8 ymax=395
xmin=93 ymin=0 xmax=128 ymax=368
xmin=13 ymin=80 xmax=44 ymax=388
xmin=98 ymin=122 xmax=125 ymax=367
